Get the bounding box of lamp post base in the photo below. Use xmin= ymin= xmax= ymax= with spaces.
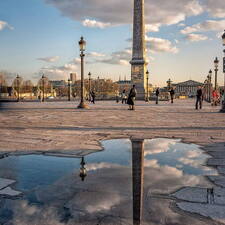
xmin=77 ymin=101 xmax=89 ymax=109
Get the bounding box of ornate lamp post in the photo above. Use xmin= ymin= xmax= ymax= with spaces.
xmin=68 ymin=79 xmax=71 ymax=101
xmin=167 ymin=78 xmax=172 ymax=90
xmin=214 ymin=57 xmax=219 ymax=90
xmin=15 ymin=75 xmax=21 ymax=102
xmin=220 ymin=30 xmax=225 ymax=112
xmin=208 ymin=70 xmax=212 ymax=103
xmin=145 ymin=70 xmax=149 ymax=102
xmin=79 ymin=157 xmax=87 ymax=181
xmin=77 ymin=37 xmax=89 ymax=109
xmin=41 ymin=74 xmax=46 ymax=102
xmin=88 ymin=72 xmax=91 ymax=101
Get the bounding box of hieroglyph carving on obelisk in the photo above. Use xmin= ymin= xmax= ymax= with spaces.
xmin=130 ymin=0 xmax=148 ymax=100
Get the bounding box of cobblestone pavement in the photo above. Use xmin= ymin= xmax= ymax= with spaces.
xmin=0 ymin=99 xmax=225 ymax=153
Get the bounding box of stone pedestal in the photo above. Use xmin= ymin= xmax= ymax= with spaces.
xmin=131 ymin=138 xmax=144 ymax=225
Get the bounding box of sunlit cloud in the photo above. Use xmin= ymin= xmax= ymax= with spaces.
xmin=37 ymin=56 xmax=60 ymax=63
xmin=0 ymin=20 xmax=14 ymax=31
xmin=185 ymin=33 xmax=208 ymax=42
xmin=82 ymin=19 xmax=111 ymax=29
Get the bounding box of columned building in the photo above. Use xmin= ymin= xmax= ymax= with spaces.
xmin=174 ymin=80 xmax=203 ymax=97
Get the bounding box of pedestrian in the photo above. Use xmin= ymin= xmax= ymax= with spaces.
xmin=127 ymin=85 xmax=137 ymax=110
xmin=115 ymin=90 xmax=120 ymax=103
xmin=169 ymin=87 xmax=175 ymax=103
xmin=91 ymin=90 xmax=95 ymax=104
xmin=121 ymin=89 xmax=127 ymax=104
xmin=155 ymin=88 xmax=159 ymax=104
xmin=195 ymin=86 xmax=203 ymax=110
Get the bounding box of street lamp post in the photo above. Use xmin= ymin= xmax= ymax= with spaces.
xmin=167 ymin=78 xmax=172 ymax=90
xmin=208 ymin=70 xmax=212 ymax=103
xmin=214 ymin=57 xmax=219 ymax=90
xmin=88 ymin=72 xmax=91 ymax=101
xmin=145 ymin=70 xmax=149 ymax=102
xmin=220 ymin=30 xmax=225 ymax=112
xmin=77 ymin=37 xmax=89 ymax=109
xmin=68 ymin=79 xmax=71 ymax=101
xmin=42 ymin=74 xmax=46 ymax=102
xmin=16 ymin=75 xmax=20 ymax=102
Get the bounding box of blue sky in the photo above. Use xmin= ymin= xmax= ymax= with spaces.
xmin=0 ymin=0 xmax=224 ymax=86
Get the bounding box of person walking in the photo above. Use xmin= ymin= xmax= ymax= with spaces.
xmin=195 ymin=86 xmax=203 ymax=110
xmin=169 ymin=87 xmax=175 ymax=104
xmin=91 ymin=90 xmax=95 ymax=104
xmin=155 ymin=88 xmax=159 ymax=104
xmin=121 ymin=89 xmax=127 ymax=104
xmin=127 ymin=85 xmax=137 ymax=110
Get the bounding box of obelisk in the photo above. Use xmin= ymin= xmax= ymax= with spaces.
xmin=130 ymin=0 xmax=147 ymax=100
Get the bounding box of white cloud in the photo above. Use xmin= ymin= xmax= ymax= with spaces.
xmin=146 ymin=23 xmax=161 ymax=33
xmin=185 ymin=33 xmax=208 ymax=42
xmin=205 ymin=0 xmax=225 ymax=18
xmin=45 ymin=0 xmax=204 ymax=27
xmin=40 ymin=63 xmax=78 ymax=80
xmin=82 ymin=19 xmax=111 ymax=29
xmin=181 ymin=19 xmax=225 ymax=34
xmin=94 ymin=49 xmax=132 ymax=65
xmin=146 ymin=36 xmax=179 ymax=54
xmin=87 ymin=52 xmax=106 ymax=57
xmin=0 ymin=20 xmax=14 ymax=31
xmin=37 ymin=56 xmax=60 ymax=63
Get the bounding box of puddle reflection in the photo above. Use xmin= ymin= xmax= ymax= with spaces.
xmin=0 ymin=138 xmax=217 ymax=225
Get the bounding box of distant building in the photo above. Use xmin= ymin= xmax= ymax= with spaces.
xmin=174 ymin=80 xmax=203 ymax=97
xmin=115 ymin=79 xmax=132 ymax=93
xmin=49 ymin=80 xmax=67 ymax=88
xmin=70 ymin=73 xmax=76 ymax=84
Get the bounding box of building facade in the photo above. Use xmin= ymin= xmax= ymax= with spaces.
xmin=174 ymin=80 xmax=203 ymax=97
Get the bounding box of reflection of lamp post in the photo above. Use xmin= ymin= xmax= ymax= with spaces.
xmin=145 ymin=70 xmax=149 ymax=102
xmin=79 ymin=157 xmax=87 ymax=181
xmin=214 ymin=57 xmax=219 ymax=90
xmin=77 ymin=37 xmax=89 ymax=109
xmin=68 ymin=79 xmax=71 ymax=101
xmin=204 ymin=79 xmax=208 ymax=101
xmin=88 ymin=72 xmax=91 ymax=101
xmin=220 ymin=30 xmax=225 ymax=112
xmin=16 ymin=74 xmax=20 ymax=102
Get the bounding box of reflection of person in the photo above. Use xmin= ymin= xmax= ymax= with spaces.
xmin=115 ymin=90 xmax=120 ymax=103
xmin=155 ymin=88 xmax=159 ymax=104
xmin=127 ymin=85 xmax=137 ymax=110
xmin=169 ymin=88 xmax=175 ymax=104
xmin=195 ymin=86 xmax=203 ymax=110
xmin=121 ymin=89 xmax=127 ymax=104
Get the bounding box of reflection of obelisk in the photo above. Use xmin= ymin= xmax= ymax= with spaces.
xmin=132 ymin=138 xmax=144 ymax=225
xmin=130 ymin=0 xmax=147 ymax=100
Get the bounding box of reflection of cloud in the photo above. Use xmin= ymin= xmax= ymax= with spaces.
xmin=86 ymin=162 xmax=122 ymax=171
xmin=185 ymin=150 xmax=201 ymax=158
xmin=144 ymin=138 xmax=179 ymax=155
xmin=178 ymin=157 xmax=200 ymax=168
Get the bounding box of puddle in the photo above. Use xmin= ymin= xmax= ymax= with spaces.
xmin=0 ymin=138 xmax=217 ymax=225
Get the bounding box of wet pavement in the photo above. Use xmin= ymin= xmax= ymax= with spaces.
xmin=0 ymin=138 xmax=223 ymax=225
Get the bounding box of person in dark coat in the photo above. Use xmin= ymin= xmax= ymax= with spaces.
xmin=127 ymin=85 xmax=137 ymax=110
xmin=155 ymin=88 xmax=159 ymax=104
xmin=91 ymin=91 xmax=96 ymax=104
xmin=196 ymin=86 xmax=203 ymax=109
xmin=169 ymin=88 xmax=175 ymax=103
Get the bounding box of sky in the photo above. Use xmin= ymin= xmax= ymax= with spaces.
xmin=0 ymin=0 xmax=224 ymax=87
